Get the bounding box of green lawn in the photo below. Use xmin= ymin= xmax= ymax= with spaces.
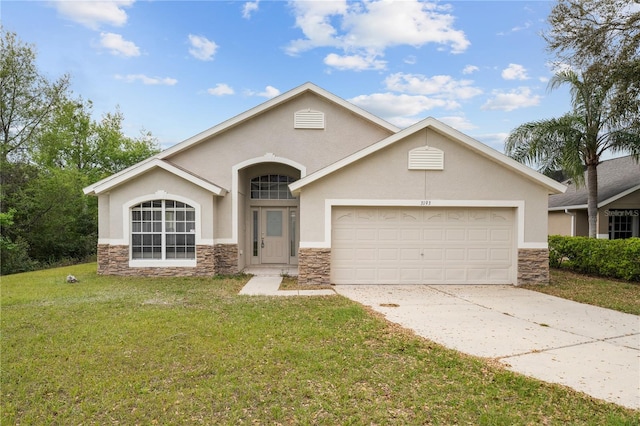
xmin=2 ymin=263 xmax=638 ymax=424
xmin=523 ymin=269 xmax=640 ymax=315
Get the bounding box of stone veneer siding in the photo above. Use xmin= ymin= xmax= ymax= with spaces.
xmin=517 ymin=248 xmax=549 ymax=285
xmin=214 ymin=244 xmax=239 ymax=275
xmin=298 ymin=248 xmax=331 ymax=285
xmin=97 ymin=244 xmax=215 ymax=277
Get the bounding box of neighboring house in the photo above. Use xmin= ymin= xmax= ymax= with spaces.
xmin=84 ymin=83 xmax=566 ymax=285
xmin=548 ymin=155 xmax=640 ymax=239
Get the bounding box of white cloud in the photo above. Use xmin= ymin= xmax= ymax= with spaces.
xmin=481 ymin=87 xmax=541 ymax=111
xmin=242 ymin=1 xmax=260 ymax=19
xmin=384 ymin=72 xmax=483 ymax=101
xmin=437 ymin=115 xmax=477 ymax=131
xmin=115 ymin=74 xmax=177 ymax=85
xmin=404 ymin=55 xmax=417 ymax=65
xmin=462 ymin=65 xmax=479 ymax=75
xmin=350 ymin=92 xmax=458 ymax=126
xmin=324 ymin=53 xmax=386 ymax=71
xmin=257 ymin=85 xmax=280 ymax=98
xmin=207 ymin=83 xmax=235 ymax=96
xmin=502 ymin=63 xmax=529 ymax=80
xmin=497 ymin=21 xmax=531 ymax=36
xmin=53 ymin=0 xmax=134 ymax=30
xmin=99 ymin=32 xmax=140 ymax=57
xmin=188 ymin=34 xmax=218 ymax=61
xmin=473 ymin=132 xmax=510 ymax=152
xmin=286 ymin=0 xmax=469 ymax=70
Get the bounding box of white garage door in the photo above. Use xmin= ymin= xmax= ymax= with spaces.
xmin=331 ymin=207 xmax=515 ymax=285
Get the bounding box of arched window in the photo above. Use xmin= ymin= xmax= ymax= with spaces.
xmin=131 ymin=200 xmax=196 ymax=260
xmin=250 ymin=175 xmax=297 ymax=199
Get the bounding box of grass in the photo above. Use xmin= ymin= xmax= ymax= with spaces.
xmin=523 ymin=269 xmax=640 ymax=315
xmin=2 ymin=263 xmax=639 ymax=424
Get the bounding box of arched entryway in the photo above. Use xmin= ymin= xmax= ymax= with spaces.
xmin=237 ymin=161 xmax=302 ymax=269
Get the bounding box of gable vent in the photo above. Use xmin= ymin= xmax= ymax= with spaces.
xmin=294 ymin=109 xmax=325 ymax=129
xmin=408 ymin=146 xmax=444 ymax=170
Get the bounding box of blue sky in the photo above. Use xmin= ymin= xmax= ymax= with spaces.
xmin=3 ymin=0 xmax=572 ymax=152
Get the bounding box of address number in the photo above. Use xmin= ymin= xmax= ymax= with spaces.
xmin=420 ymin=200 xmax=432 ymax=206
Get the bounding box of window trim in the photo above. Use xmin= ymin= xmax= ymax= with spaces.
xmin=124 ymin=193 xmax=201 ymax=268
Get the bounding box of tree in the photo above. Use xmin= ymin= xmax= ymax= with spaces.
xmin=544 ymin=0 xmax=640 ymax=133
xmin=0 ymin=28 xmax=70 ymax=166
xmin=0 ymin=29 xmax=160 ymax=274
xmin=34 ymin=97 xmax=160 ymax=183
xmin=505 ymin=69 xmax=640 ymax=238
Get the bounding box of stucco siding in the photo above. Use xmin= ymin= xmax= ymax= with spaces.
xmin=166 ymin=92 xmax=394 ymax=189
xmin=548 ymin=211 xmax=572 ymax=236
xmin=299 ymin=128 xmax=550 ymax=245
xmin=102 ymin=168 xmax=216 ymax=243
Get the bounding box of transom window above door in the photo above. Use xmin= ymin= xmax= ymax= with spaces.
xmin=250 ymin=175 xmax=297 ymax=199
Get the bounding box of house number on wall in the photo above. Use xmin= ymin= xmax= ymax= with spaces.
xmin=420 ymin=200 xmax=432 ymax=206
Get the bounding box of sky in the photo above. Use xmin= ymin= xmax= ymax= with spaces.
xmin=3 ymin=0 xmax=573 ymax=152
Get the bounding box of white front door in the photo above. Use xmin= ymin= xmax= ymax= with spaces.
xmin=261 ymin=208 xmax=288 ymax=264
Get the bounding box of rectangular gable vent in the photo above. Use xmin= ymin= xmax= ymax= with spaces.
xmin=408 ymin=146 xmax=444 ymax=170
xmin=294 ymin=110 xmax=325 ymax=129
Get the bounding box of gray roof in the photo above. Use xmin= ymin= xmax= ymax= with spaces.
xmin=548 ymin=155 xmax=640 ymax=209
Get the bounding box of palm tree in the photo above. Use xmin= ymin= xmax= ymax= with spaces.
xmin=505 ymin=69 xmax=640 ymax=238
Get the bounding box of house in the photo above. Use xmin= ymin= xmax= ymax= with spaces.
xmin=84 ymin=83 xmax=566 ymax=285
xmin=548 ymin=155 xmax=640 ymax=239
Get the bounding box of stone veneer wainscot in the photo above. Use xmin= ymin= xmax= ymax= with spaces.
xmin=517 ymin=248 xmax=549 ymax=285
xmin=298 ymin=247 xmax=331 ymax=285
xmin=97 ymin=244 xmax=215 ymax=277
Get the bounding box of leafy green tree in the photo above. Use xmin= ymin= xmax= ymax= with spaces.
xmin=34 ymin=97 xmax=160 ymax=183
xmin=0 ymin=29 xmax=160 ymax=274
xmin=505 ymin=69 xmax=640 ymax=238
xmin=544 ymin=0 xmax=640 ymax=134
xmin=0 ymin=28 xmax=69 ymax=167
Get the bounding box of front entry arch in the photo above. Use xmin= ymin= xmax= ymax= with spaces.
xmin=239 ymin=164 xmax=301 ymax=268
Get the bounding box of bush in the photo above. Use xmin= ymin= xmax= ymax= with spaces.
xmin=549 ymin=235 xmax=640 ymax=281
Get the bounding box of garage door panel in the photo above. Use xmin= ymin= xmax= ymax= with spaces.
xmin=356 ymin=229 xmax=376 ymax=241
xmin=445 ymin=269 xmax=466 ymax=282
xmin=378 ymin=248 xmax=399 ymax=260
xmin=332 ymin=207 xmax=515 ymax=285
xmin=400 ymin=269 xmax=421 ymax=281
xmin=401 ymin=229 xmax=422 ymax=241
xmin=378 ymin=228 xmax=399 ymax=240
xmin=491 ymin=229 xmax=511 ymax=241
xmin=423 ymin=228 xmax=444 ymax=241
xmin=468 ymin=229 xmax=488 ymax=241
xmin=333 ymin=228 xmax=356 ymax=241
xmin=446 ymin=229 xmax=466 ymax=241
xmin=422 ymin=248 xmax=443 ymax=260
xmin=445 ymin=248 xmax=465 ymax=261
xmin=490 ymin=248 xmax=510 ymax=261
xmin=468 ymin=268 xmax=488 ymax=281
xmin=355 ymin=269 xmax=376 ymax=281
xmin=489 ymin=269 xmax=510 ymax=281
xmin=423 ymin=268 xmax=445 ymax=281
xmin=378 ymin=268 xmax=400 ymax=281
xmin=468 ymin=248 xmax=488 ymax=261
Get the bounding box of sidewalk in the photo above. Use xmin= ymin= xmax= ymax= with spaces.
xmin=238 ymin=274 xmax=335 ymax=297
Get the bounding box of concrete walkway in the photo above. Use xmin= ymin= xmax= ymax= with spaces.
xmin=334 ymin=284 xmax=640 ymax=410
xmin=239 ymin=267 xmax=335 ymax=296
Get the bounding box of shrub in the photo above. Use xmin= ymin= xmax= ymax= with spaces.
xmin=549 ymin=235 xmax=640 ymax=281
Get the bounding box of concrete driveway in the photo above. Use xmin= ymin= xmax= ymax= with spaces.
xmin=334 ymin=284 xmax=640 ymax=410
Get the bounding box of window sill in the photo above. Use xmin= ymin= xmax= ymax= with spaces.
xmin=129 ymin=259 xmax=197 ymax=268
